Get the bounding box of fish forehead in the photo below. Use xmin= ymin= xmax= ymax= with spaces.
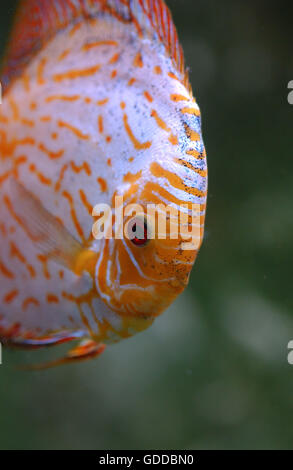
xmin=1 ymin=16 xmax=205 ymax=228
xmin=6 ymin=18 xmax=200 ymax=174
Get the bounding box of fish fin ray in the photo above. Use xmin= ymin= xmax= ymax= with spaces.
xmin=8 ymin=177 xmax=83 ymax=272
xmin=2 ymin=0 xmax=188 ymax=91
xmin=0 ymin=329 xmax=86 ymax=349
xmin=18 ymin=340 xmax=106 ymax=370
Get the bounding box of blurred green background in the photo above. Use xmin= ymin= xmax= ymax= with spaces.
xmin=0 ymin=0 xmax=292 ymax=450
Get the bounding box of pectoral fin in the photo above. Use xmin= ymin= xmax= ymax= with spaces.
xmin=8 ymin=178 xmax=95 ymax=275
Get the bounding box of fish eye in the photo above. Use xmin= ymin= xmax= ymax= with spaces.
xmin=127 ymin=216 xmax=149 ymax=247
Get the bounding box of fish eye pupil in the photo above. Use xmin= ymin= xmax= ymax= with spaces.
xmin=130 ymin=219 xmax=149 ymax=247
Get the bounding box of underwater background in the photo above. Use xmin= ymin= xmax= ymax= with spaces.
xmin=0 ymin=0 xmax=292 ymax=450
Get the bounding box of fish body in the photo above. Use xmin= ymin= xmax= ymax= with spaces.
xmin=0 ymin=0 xmax=207 ymax=366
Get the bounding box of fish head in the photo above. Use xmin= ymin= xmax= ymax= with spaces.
xmin=94 ymin=183 xmax=205 ymax=320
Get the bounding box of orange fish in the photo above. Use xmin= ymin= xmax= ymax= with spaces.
xmin=0 ymin=0 xmax=207 ymax=368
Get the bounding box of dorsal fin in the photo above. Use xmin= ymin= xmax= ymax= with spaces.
xmin=1 ymin=0 xmax=189 ymax=93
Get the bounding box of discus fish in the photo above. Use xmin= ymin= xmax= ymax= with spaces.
xmin=0 ymin=0 xmax=207 ymax=368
